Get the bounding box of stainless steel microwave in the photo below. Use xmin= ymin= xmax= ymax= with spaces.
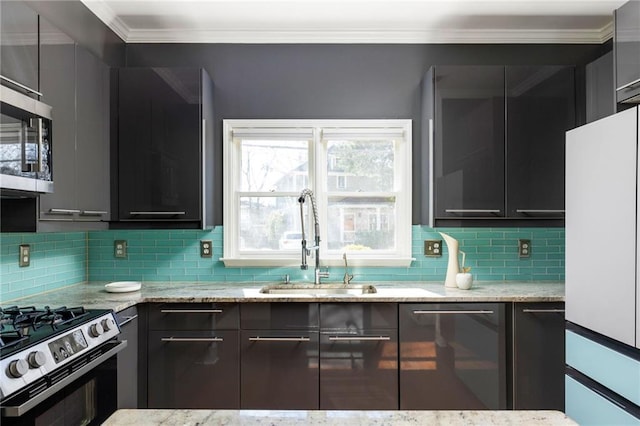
xmin=0 ymin=85 xmax=53 ymax=194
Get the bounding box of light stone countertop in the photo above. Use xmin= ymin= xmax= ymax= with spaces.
xmin=1 ymin=281 xmax=564 ymax=313
xmin=102 ymin=409 xmax=577 ymax=425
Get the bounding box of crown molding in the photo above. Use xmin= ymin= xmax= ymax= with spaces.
xmin=80 ymin=0 xmax=129 ymax=42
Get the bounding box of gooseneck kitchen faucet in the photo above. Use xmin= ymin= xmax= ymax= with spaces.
xmin=298 ymin=189 xmax=329 ymax=284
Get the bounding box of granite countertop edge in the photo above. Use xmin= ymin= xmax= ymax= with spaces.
xmin=2 ymin=281 xmax=565 ymax=312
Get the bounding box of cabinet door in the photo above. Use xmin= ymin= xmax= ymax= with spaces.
xmin=320 ymin=329 xmax=398 ymax=410
xmin=240 ymin=330 xmax=319 ymax=409
xmin=506 ymin=66 xmax=574 ymax=218
xmin=75 ymin=45 xmax=110 ymax=221
xmin=117 ymin=68 xmax=201 ymax=221
xmin=615 ymin=0 xmax=640 ymax=103
xmin=148 ymin=330 xmax=240 ymax=409
xmin=399 ymin=303 xmax=507 ymax=409
xmin=0 ymin=1 xmax=38 ymax=92
xmin=433 ymin=66 xmax=505 ymax=219
xmin=38 ymin=19 xmax=76 ymax=220
xmin=513 ymin=303 xmax=565 ymax=410
xmin=116 ymin=306 xmax=138 ymax=409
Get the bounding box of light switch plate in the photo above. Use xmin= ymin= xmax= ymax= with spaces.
xmin=19 ymin=244 xmax=30 ymax=267
xmin=200 ymin=240 xmax=213 ymax=258
xmin=424 ymin=240 xmax=443 ymax=257
xmin=114 ymin=240 xmax=127 ymax=258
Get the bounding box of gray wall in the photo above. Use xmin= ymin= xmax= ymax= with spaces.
xmin=126 ymin=43 xmax=608 ymax=225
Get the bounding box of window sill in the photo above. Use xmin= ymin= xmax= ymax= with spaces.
xmin=220 ymin=257 xmax=415 ymax=268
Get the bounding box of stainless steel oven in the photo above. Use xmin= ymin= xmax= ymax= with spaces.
xmin=0 ymin=306 xmax=126 ymax=426
xmin=0 ymin=84 xmax=53 ymax=194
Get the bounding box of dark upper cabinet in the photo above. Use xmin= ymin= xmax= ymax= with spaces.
xmin=615 ymin=0 xmax=640 ymax=104
xmin=0 ymin=1 xmax=39 ymax=94
xmin=425 ymin=65 xmax=573 ymax=227
xmin=505 ymin=66 xmax=574 ymax=217
xmin=39 ymin=19 xmax=111 ymax=230
xmin=113 ymin=67 xmax=214 ymax=228
xmin=586 ymin=51 xmax=615 ymax=123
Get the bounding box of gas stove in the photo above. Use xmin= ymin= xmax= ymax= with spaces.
xmin=0 ymin=305 xmax=121 ymax=402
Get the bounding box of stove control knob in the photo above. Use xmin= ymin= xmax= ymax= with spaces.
xmin=8 ymin=359 xmax=28 ymax=378
xmin=28 ymin=351 xmax=47 ymax=368
xmin=101 ymin=318 xmax=114 ymax=331
xmin=89 ymin=323 xmax=104 ymax=338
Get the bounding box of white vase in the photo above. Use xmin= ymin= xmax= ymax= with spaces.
xmin=439 ymin=232 xmax=460 ymax=288
xmin=456 ymin=272 xmax=473 ymax=290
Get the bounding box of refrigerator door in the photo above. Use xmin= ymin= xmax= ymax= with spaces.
xmin=565 ymin=107 xmax=638 ymax=347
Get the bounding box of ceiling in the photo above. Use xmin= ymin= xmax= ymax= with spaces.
xmin=80 ymin=0 xmax=628 ymax=44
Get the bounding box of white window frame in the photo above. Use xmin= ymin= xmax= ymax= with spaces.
xmin=221 ymin=119 xmax=413 ymax=267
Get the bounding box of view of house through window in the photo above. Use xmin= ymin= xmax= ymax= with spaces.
xmin=223 ymin=120 xmax=412 ymax=267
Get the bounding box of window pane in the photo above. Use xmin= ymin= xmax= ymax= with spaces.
xmin=326 ymin=196 xmax=396 ymax=251
xmin=239 ymin=139 xmax=308 ymax=192
xmin=239 ymin=196 xmax=304 ymax=251
xmin=326 ymin=139 xmax=395 ymax=192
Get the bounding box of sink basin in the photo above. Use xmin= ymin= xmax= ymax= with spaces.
xmin=259 ymin=283 xmax=377 ymax=295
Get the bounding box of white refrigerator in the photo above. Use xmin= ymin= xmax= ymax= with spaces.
xmin=565 ymin=106 xmax=640 ymax=424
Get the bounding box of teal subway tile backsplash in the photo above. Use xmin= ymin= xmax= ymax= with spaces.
xmin=1 ymin=226 xmax=565 ymax=301
xmin=0 ymin=232 xmax=86 ymax=301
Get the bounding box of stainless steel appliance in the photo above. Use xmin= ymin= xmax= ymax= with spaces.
xmin=0 ymin=84 xmax=53 ymax=194
xmin=0 ymin=305 xmax=125 ymax=425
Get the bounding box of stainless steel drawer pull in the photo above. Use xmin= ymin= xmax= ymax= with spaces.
xmin=161 ymin=337 xmax=223 ymax=343
xmin=118 ymin=315 xmax=139 ymax=327
xmin=515 ymin=209 xmax=565 ymax=214
xmin=249 ymin=337 xmax=311 ymax=342
xmin=413 ymin=310 xmax=495 ymax=315
xmin=445 ymin=209 xmax=501 ymax=214
xmin=328 ymin=336 xmax=391 ymax=341
xmin=617 ymin=76 xmax=640 ymax=92
xmin=160 ymin=309 xmax=223 ymax=314
xmin=522 ymin=309 xmax=565 ymax=314
xmin=130 ymin=211 xmax=186 ymax=215
xmin=80 ymin=210 xmax=108 ymax=216
xmin=48 ymin=208 xmax=81 ymax=215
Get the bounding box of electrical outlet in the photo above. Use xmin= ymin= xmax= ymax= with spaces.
xmin=200 ymin=240 xmax=213 ymax=258
xmin=518 ymin=239 xmax=531 ymax=258
xmin=19 ymin=244 xmax=30 ymax=267
xmin=114 ymin=240 xmax=127 ymax=258
xmin=424 ymin=239 xmax=443 ymax=257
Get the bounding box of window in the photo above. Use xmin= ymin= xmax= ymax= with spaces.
xmin=222 ymin=119 xmax=412 ymax=267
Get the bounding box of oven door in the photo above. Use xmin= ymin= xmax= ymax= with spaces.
xmin=1 ymin=340 xmax=125 ymax=426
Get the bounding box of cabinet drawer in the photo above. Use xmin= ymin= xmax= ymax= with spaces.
xmin=148 ymin=303 xmax=238 ymax=330
xmin=566 ymin=328 xmax=640 ymax=406
xmin=241 ymin=303 xmax=319 ymax=330
xmin=320 ymin=303 xmax=397 ymax=331
xmin=566 ymin=374 xmax=640 ymax=425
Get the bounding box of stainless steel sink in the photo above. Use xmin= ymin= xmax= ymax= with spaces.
xmin=259 ymin=283 xmax=377 ymax=295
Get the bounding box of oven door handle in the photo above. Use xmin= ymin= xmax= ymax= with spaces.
xmin=1 ymin=340 xmax=127 ymax=418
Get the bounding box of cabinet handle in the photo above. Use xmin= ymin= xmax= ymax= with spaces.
xmin=161 ymin=337 xmax=223 ymax=343
xmin=515 ymin=209 xmax=565 ymax=214
xmin=129 ymin=211 xmax=186 ymax=215
xmin=248 ymin=336 xmax=311 ymax=342
xmin=0 ymin=75 xmax=43 ymax=97
xmin=80 ymin=210 xmax=108 ymax=216
xmin=444 ymin=209 xmax=501 ymax=214
xmin=160 ymin=309 xmax=223 ymax=314
xmin=118 ymin=315 xmax=139 ymax=327
xmin=522 ymin=309 xmax=565 ymax=314
xmin=616 ymin=76 xmax=640 ymax=92
xmin=412 ymin=310 xmax=494 ymax=315
xmin=47 ymin=208 xmax=81 ymax=215
xmin=328 ymin=336 xmax=391 ymax=341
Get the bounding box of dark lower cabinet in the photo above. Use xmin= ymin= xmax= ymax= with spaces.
xmin=399 ymin=303 xmax=507 ymax=409
xmin=512 ymin=302 xmax=565 ymax=410
xmin=148 ymin=330 xmax=240 ymax=408
xmin=240 ymin=330 xmax=319 ymax=409
xmin=116 ymin=306 xmax=139 ymax=409
xmin=319 ymin=303 xmax=398 ymax=410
